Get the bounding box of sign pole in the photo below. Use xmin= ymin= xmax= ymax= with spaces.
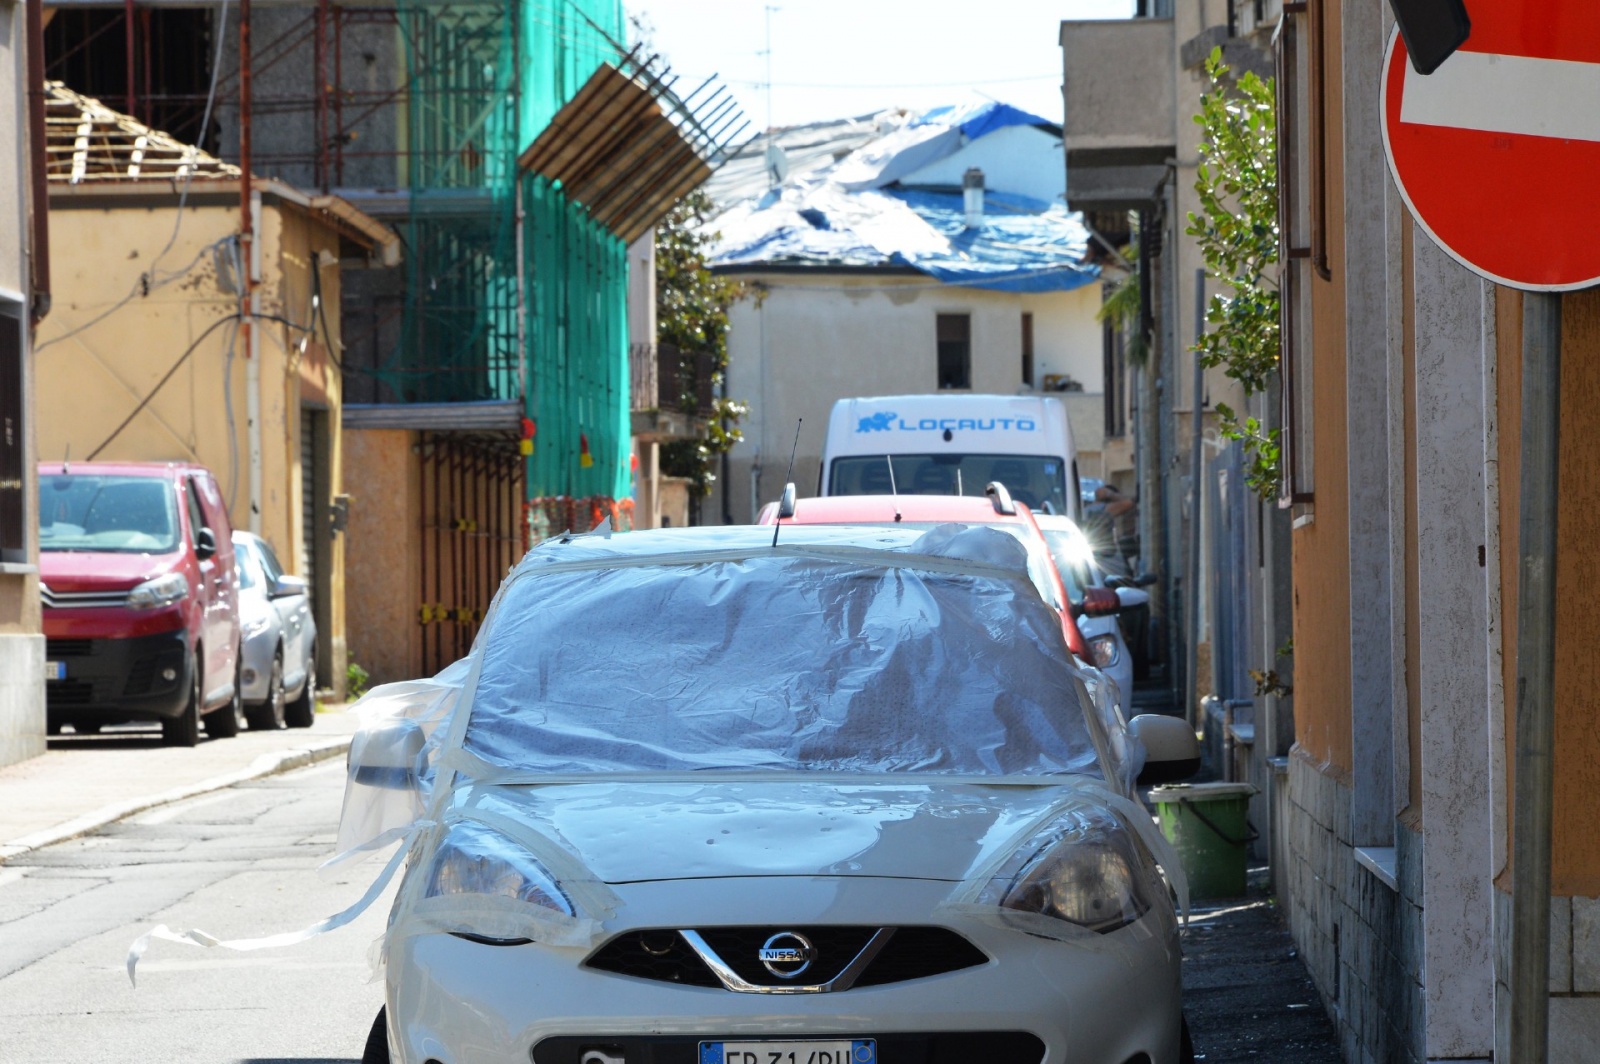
xmin=1510 ymin=290 xmax=1561 ymax=1062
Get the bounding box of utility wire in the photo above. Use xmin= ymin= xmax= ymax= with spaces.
xmin=86 ymin=313 xmax=242 ymax=460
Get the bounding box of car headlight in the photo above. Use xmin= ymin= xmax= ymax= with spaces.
xmin=1088 ymin=633 xmax=1120 ymax=668
xmin=979 ymin=813 xmax=1152 ymax=934
xmin=424 ymin=821 xmax=573 ymax=916
xmin=127 ymin=573 xmax=188 ymax=609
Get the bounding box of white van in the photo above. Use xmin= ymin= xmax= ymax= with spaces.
xmin=821 ymin=394 xmax=1081 ymax=521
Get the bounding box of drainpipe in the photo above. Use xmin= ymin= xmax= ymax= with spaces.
xmin=1186 ymin=267 xmax=1206 ymax=725
xmin=239 ymin=0 xmax=261 ymax=534
xmin=26 ymin=0 xmax=50 ymax=324
xmin=1510 ymin=291 xmax=1561 ymax=1063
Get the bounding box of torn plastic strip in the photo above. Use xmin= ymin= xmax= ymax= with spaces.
xmin=126 ymin=822 xmax=425 ymax=987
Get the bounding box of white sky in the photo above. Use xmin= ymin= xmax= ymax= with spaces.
xmin=628 ymin=0 xmax=1136 ymax=132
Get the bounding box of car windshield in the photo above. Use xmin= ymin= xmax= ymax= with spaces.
xmin=1038 ymin=529 xmax=1093 ymax=606
xmin=234 ymin=540 xmax=261 ymax=589
xmin=38 ymin=475 xmax=180 ymax=554
xmin=463 ymin=553 xmax=1100 ymax=779
xmin=830 ymin=453 xmax=1069 ymax=514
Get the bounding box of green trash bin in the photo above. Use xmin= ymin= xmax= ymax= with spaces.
xmin=1150 ymin=782 xmax=1258 ymax=900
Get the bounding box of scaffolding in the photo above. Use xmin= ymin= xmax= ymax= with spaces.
xmin=43 ymin=0 xmax=741 ymax=525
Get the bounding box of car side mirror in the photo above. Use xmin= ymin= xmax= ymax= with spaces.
xmin=271 ymin=573 xmax=309 ymax=600
xmin=1080 ymin=586 xmax=1122 ymax=617
xmin=1104 ymin=574 xmax=1129 ymax=589
xmin=1130 ymin=714 xmax=1201 ymax=786
xmin=1134 ymin=572 xmax=1159 ymax=588
xmin=778 ymin=482 xmax=797 ymax=519
xmin=195 ymin=527 xmax=217 ymax=560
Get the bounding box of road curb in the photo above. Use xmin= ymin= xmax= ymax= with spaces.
xmin=0 ymin=735 xmax=352 ymax=864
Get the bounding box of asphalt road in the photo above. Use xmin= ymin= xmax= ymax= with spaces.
xmin=0 ymin=759 xmax=386 ymax=1064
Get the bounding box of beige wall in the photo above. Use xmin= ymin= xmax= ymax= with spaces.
xmin=342 ymin=429 xmax=421 ymax=686
xmin=717 ymin=273 xmax=1104 ymax=522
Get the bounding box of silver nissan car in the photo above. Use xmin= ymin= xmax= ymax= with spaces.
xmin=341 ymin=523 xmax=1199 ymax=1064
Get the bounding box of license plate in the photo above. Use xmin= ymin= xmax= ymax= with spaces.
xmin=46 ymin=661 xmax=65 ymax=681
xmin=699 ymin=1041 xmax=875 ymax=1064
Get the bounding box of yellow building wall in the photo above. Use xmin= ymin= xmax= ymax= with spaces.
xmin=36 ymin=195 xmax=349 ymax=691
xmin=1497 ymin=287 xmax=1600 ymax=896
xmin=1290 ymin=0 xmax=1354 ymax=777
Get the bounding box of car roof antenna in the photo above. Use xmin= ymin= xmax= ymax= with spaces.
xmin=772 ymin=418 xmax=802 ymax=549
xmin=884 ymin=455 xmax=902 ymax=523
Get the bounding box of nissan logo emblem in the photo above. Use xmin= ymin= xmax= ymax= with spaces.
xmin=758 ymin=931 xmax=816 ymax=979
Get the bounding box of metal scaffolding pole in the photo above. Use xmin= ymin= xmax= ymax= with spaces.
xmin=1510 ymin=290 xmax=1562 ymax=1064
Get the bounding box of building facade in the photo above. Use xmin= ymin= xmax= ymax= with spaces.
xmin=1273 ymin=0 xmax=1600 ymax=1059
xmin=704 ymin=106 xmax=1105 ymax=524
xmin=0 ymin=0 xmax=44 ymax=768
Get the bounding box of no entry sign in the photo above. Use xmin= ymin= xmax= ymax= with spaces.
xmin=1381 ymin=2 xmax=1600 ymax=291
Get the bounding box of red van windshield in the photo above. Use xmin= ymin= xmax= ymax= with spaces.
xmin=39 ymin=475 xmax=180 ymax=554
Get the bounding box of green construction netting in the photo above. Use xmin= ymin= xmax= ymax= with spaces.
xmin=381 ymin=0 xmax=631 ymax=504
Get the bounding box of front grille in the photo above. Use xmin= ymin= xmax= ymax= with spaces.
xmin=41 ymin=587 xmax=130 ymax=609
xmin=46 ymin=639 xmax=94 ymax=659
xmin=696 ymin=926 xmax=879 ymax=987
xmin=585 ymin=926 xmax=987 ymax=991
xmin=585 ymin=930 xmax=721 ymax=988
xmin=852 ymin=927 xmax=989 ymax=987
xmin=46 ymin=680 xmax=97 ymax=706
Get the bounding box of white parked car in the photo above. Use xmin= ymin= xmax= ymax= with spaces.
xmin=1033 ymin=514 xmax=1149 ymax=706
xmin=341 ymin=524 xmax=1198 ymax=1064
xmin=232 ymin=532 xmax=317 ymax=730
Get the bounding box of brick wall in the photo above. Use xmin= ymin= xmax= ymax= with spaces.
xmin=1284 ymin=747 xmax=1424 ymax=1063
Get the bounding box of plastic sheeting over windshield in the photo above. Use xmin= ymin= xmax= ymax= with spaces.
xmin=461 ymin=527 xmax=1101 ymax=779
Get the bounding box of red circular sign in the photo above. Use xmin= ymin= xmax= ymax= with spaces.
xmin=1381 ymin=6 xmax=1600 ymax=292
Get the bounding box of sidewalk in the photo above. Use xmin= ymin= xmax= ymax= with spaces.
xmin=0 ymin=707 xmax=357 ymax=862
xmin=1182 ymin=868 xmax=1342 ymax=1062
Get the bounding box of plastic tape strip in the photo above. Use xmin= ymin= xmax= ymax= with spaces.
xmin=125 ymin=822 xmax=427 ymax=987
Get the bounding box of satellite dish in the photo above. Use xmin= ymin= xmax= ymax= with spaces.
xmin=764 ymin=141 xmax=789 ymax=186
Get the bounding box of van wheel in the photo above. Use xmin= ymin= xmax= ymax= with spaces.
xmin=204 ymin=652 xmax=245 ymax=739
xmin=284 ymin=648 xmax=316 ymax=729
xmin=162 ymin=659 xmax=202 ymax=747
xmin=360 ymin=1006 xmax=389 ymax=1064
xmin=247 ymin=649 xmax=285 ymax=730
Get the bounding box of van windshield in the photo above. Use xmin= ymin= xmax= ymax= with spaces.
xmin=830 ymin=453 xmax=1069 ymax=514
xmin=39 ymin=475 xmax=181 ymax=554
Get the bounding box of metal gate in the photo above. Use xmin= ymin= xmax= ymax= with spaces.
xmin=418 ymin=432 xmax=524 ymax=675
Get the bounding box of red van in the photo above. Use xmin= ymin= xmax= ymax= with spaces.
xmin=39 ymin=462 xmax=243 ymax=746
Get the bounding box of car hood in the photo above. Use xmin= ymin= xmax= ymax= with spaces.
xmin=39 ymin=550 xmax=180 ymax=591
xmin=449 ymin=778 xmax=1100 ymax=885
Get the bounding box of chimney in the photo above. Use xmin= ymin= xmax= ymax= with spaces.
xmin=963 ymin=167 xmax=985 ymax=228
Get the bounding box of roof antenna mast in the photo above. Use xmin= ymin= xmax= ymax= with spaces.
xmin=885 ymin=455 xmax=902 ymax=523
xmin=772 ymin=418 xmax=801 ymax=549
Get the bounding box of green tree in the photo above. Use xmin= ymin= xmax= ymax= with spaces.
xmin=655 ymin=190 xmax=752 ymax=505
xmin=1187 ymin=48 xmax=1281 ymax=498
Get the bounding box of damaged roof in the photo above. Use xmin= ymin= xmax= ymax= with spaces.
xmin=702 ymin=100 xmax=1097 ymax=294
xmin=43 ymin=81 xmax=399 ymax=260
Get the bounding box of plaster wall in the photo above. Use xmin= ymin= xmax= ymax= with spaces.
xmin=717 ymin=273 xmax=1103 ymax=523
xmin=1059 ymin=18 xmax=1176 ymax=153
xmin=341 ymin=428 xmax=421 ymax=685
xmin=1411 ymin=239 xmax=1496 ymax=1059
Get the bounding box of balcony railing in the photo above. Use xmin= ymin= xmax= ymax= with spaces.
xmin=630 ymin=342 xmax=716 ymax=418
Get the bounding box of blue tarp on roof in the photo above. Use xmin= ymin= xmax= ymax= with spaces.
xmin=704 ymin=102 xmax=1097 ymax=293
